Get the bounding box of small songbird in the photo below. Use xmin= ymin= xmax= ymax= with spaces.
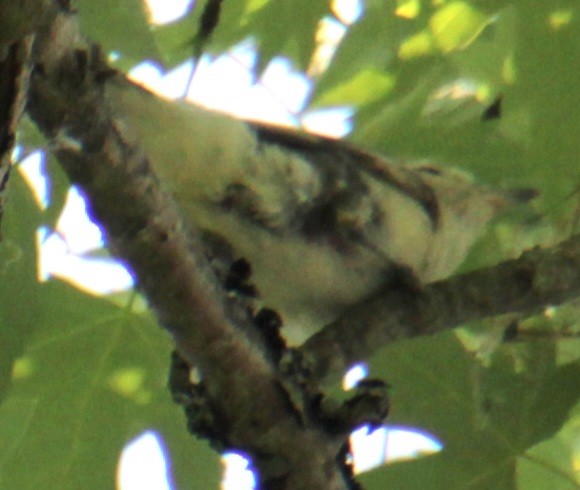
xmin=108 ymin=77 xmax=530 ymax=341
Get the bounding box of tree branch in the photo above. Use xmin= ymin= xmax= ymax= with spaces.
xmin=299 ymin=235 xmax=580 ymax=384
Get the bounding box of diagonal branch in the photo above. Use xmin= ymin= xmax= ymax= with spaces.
xmin=299 ymin=236 xmax=580 ymax=384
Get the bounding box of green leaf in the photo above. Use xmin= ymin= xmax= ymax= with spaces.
xmin=314 ymin=68 xmax=396 ymax=108
xmin=75 ymin=0 xmax=159 ymax=62
xmin=518 ymin=415 xmax=580 ymax=490
xmin=361 ymin=334 xmax=580 ymax=489
xmin=0 ymin=171 xmax=45 ymax=403
xmin=0 ymin=397 xmax=37 ymax=469
xmin=312 ymin=6 xmax=407 ymax=105
xmin=245 ymin=0 xmax=330 ymax=71
xmin=429 ymin=2 xmax=490 ymax=53
xmin=0 ymin=280 xmax=221 ymax=489
xmin=155 ymin=0 xmax=330 ymax=73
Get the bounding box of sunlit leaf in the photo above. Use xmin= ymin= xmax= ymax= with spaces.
xmin=398 ymin=29 xmax=435 ymax=59
xmin=429 ymin=1 xmax=490 ymax=52
xmin=314 ymin=69 xmax=395 ymax=107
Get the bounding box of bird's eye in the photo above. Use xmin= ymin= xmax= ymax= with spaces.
xmin=418 ymin=165 xmax=442 ymax=176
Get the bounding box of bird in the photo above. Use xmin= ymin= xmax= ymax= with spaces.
xmin=107 ymin=77 xmax=532 ymax=342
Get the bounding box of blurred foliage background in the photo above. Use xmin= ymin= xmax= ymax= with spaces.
xmin=0 ymin=0 xmax=579 ymax=489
